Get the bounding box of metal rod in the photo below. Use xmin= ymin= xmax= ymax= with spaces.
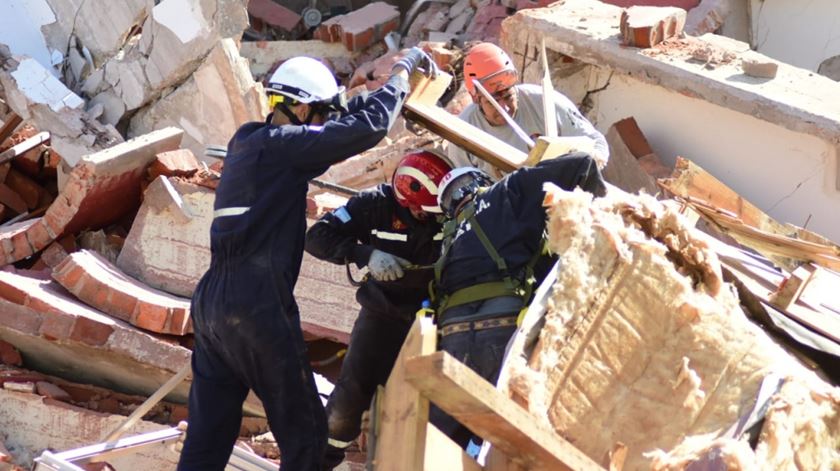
xmin=310 ymin=178 xmax=359 ymax=196
xmin=102 ymin=360 xmax=191 ymax=443
xmin=540 ymin=39 xmax=558 ymax=139
xmin=473 ymin=81 xmax=535 ymax=150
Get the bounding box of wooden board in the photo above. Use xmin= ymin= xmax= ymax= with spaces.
xmin=373 ymin=317 xmax=437 ymax=470
xmin=403 ymin=71 xmax=527 ymax=172
xmin=405 ymin=351 xmax=604 ymax=471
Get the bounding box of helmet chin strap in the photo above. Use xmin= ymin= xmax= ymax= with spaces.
xmin=277 ymin=103 xmax=316 ymax=126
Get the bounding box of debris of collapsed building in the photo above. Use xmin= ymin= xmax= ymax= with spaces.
xmin=0 ymin=0 xmax=837 ymax=469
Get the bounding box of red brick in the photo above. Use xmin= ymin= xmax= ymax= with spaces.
xmin=247 ymin=0 xmax=302 ymax=33
xmin=5 ymin=169 xmax=44 ymax=210
xmin=106 ymin=289 xmax=138 ymax=323
xmin=133 ymin=302 xmax=167 ymax=333
xmin=39 ymin=312 xmax=75 ymax=341
xmin=24 ymin=220 xmax=54 ymax=255
xmin=149 ymin=149 xmax=201 ymax=181
xmin=53 ymin=250 xmax=192 ymax=335
xmin=0 ymin=339 xmax=22 ymax=366
xmin=10 ymin=231 xmax=34 ymax=260
xmin=620 ymin=6 xmax=687 ymax=48
xmin=0 ymin=184 xmax=27 ymax=214
xmin=40 ymin=240 xmax=71 ymax=269
xmin=326 ymin=2 xmax=399 ymax=52
xmin=0 ymin=299 xmax=42 ymax=335
xmin=69 ymin=316 xmax=114 ymax=346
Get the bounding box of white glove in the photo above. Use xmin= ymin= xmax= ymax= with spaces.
xmin=368 ymin=249 xmax=411 ymax=282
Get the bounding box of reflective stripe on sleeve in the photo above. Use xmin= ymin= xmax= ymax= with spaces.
xmin=213 ymin=207 xmax=251 ymax=218
xmin=370 ymin=229 xmax=408 ymax=241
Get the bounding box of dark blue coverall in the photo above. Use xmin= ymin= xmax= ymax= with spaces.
xmin=430 ymin=153 xmax=607 ymax=448
xmin=305 ymin=184 xmax=443 ymax=467
xmin=177 ymin=75 xmax=409 ymax=471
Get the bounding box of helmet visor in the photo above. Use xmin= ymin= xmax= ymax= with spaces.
xmin=439 ymin=174 xmax=477 ymax=217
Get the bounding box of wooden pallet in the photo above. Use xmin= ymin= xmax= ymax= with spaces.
xmin=368 ymin=316 xmax=605 ymax=471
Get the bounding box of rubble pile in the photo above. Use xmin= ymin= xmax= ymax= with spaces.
xmin=504 ymin=187 xmax=840 ymax=470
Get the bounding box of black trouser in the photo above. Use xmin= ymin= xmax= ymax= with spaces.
xmin=322 ymin=306 xmax=413 ymax=469
xmin=178 ymin=301 xmax=327 ymax=470
xmin=429 ymin=297 xmax=520 ymax=449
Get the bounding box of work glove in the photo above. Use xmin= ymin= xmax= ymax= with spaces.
xmin=391 ymin=47 xmax=438 ymax=78
xmin=368 ymin=249 xmax=411 ymax=282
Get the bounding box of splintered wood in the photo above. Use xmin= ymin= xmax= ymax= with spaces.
xmin=503 ymin=187 xmax=840 ymax=470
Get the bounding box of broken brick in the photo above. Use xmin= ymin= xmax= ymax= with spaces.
xmin=0 ymin=128 xmax=183 ymax=265
xmin=0 ymin=184 xmax=27 ymax=214
xmin=0 ymin=339 xmax=22 ymax=366
xmin=464 ymin=3 xmax=508 ymax=42
xmin=35 ymin=381 xmax=72 ymax=401
xmin=316 ymin=2 xmax=399 ymax=52
xmin=620 ymin=6 xmax=687 ymax=49
xmin=248 ymin=0 xmax=303 ymax=36
xmin=5 ymin=168 xmax=46 ymax=210
xmin=149 ymin=149 xmax=201 ymax=181
xmin=53 ymin=250 xmax=192 ymax=336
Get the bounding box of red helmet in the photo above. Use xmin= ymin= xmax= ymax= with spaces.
xmin=392 ymin=150 xmax=453 ymax=214
xmin=463 ymin=43 xmax=518 ymax=96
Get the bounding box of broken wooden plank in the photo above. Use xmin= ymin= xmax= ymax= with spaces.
xmin=405 ymin=351 xmax=604 ymax=471
xmin=402 ymin=71 xmax=527 ymax=172
xmin=691 ymin=203 xmax=840 ymax=272
xmin=373 ymin=317 xmax=437 ymax=470
xmin=0 ymin=113 xmax=22 ymax=144
xmin=660 ymin=157 xmax=840 ymax=271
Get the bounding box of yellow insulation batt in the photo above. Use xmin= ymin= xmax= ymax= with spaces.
xmin=504 ymin=186 xmax=839 ymax=470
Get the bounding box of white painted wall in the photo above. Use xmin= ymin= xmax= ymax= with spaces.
xmin=0 ymin=0 xmax=61 ymax=75
xmin=587 ymin=72 xmax=840 ymax=242
xmin=749 ymin=0 xmax=840 ymax=72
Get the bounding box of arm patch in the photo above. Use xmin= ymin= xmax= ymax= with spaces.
xmin=334 ymin=206 xmax=352 ymax=223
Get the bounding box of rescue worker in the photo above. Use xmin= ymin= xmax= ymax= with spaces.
xmin=448 ymin=42 xmax=609 ymax=178
xmin=429 ymin=152 xmax=608 ymax=448
xmin=305 ymin=150 xmax=453 ymax=469
xmin=178 ymin=49 xmax=437 ymax=471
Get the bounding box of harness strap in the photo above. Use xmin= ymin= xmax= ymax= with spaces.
xmin=436 ymin=281 xmax=522 ymax=314
xmin=439 ymin=316 xmax=518 ymax=337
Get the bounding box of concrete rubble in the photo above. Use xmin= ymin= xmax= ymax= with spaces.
xmin=0 ymin=0 xmax=837 ymax=468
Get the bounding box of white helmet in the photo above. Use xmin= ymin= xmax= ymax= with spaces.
xmin=267 ymin=57 xmax=343 ymax=104
xmin=437 ymin=166 xmax=494 ymax=217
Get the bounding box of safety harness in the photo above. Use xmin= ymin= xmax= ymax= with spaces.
xmin=430 ymin=195 xmax=548 ymax=319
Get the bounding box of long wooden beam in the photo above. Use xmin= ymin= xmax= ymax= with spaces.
xmin=405 ymin=351 xmax=604 ymax=471
xmin=373 ymin=317 xmax=438 ymax=470
xmin=403 ymin=71 xmax=527 ymax=172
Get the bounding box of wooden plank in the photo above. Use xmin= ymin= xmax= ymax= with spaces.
xmin=424 ymin=423 xmax=483 ymax=471
xmin=660 ymin=157 xmax=840 ymax=270
xmin=405 ymin=351 xmax=604 ymax=471
xmin=403 ymin=71 xmax=527 ymax=172
xmin=0 ymin=131 xmax=49 ymax=166
xmin=0 ymin=113 xmax=22 ymax=144
xmin=373 ymin=317 xmax=437 ymax=470
xmin=691 ymin=203 xmax=840 ymax=272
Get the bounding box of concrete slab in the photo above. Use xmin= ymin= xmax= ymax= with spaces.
xmin=128 ymin=39 xmax=267 ymax=159
xmin=0 ymin=386 xmax=179 ymax=469
xmin=501 ymin=0 xmax=840 ymax=243
xmin=0 ymin=269 xmax=192 ymax=402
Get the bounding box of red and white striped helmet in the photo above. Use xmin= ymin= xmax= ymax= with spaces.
xmin=392 ymin=150 xmax=453 ymax=214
